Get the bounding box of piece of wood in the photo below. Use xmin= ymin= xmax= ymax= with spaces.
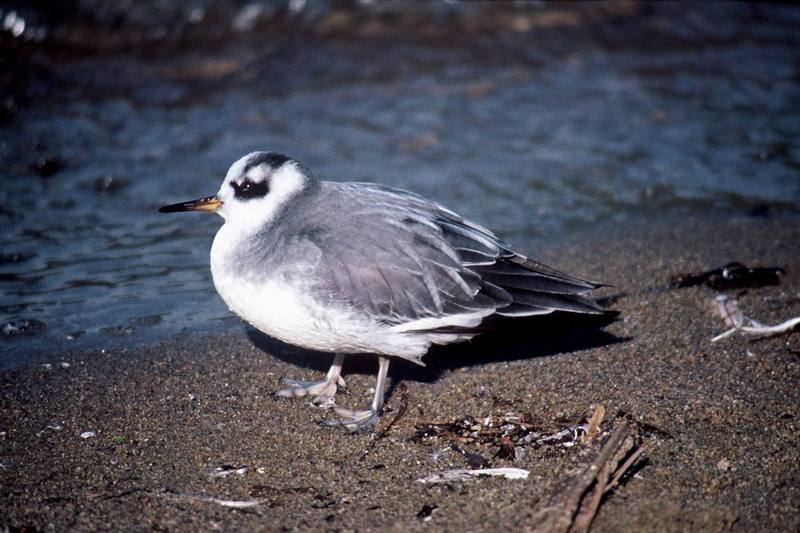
xmin=525 ymin=424 xmax=642 ymax=533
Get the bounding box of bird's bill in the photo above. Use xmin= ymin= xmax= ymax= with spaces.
xmin=158 ymin=195 xmax=223 ymax=213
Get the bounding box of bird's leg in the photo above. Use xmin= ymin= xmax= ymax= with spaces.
xmin=274 ymin=353 xmax=346 ymax=407
xmin=324 ymin=356 xmax=389 ymax=432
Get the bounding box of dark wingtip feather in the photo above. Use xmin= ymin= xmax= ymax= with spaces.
xmin=511 ymin=256 xmax=604 ymax=289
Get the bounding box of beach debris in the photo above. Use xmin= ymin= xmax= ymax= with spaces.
xmin=495 ymin=435 xmax=516 ymax=460
xmin=413 ymin=412 xmax=592 ymax=453
xmin=208 ymin=465 xmax=247 ymax=478
xmin=417 ymin=467 xmax=530 ymax=484
xmin=712 ymin=295 xmax=800 ymax=342
xmin=415 ymin=412 xmax=601 ymax=471
xmin=581 ymin=405 xmax=605 ymax=443
xmin=80 ymin=431 xmax=97 ymax=439
xmin=525 ymin=424 xmax=644 ymax=533
xmin=670 ymin=262 xmax=784 ymax=290
xmin=157 ymin=490 xmax=267 ymax=509
xmin=430 ymin=447 xmax=448 ymax=461
xmin=36 ymin=423 xmax=66 ymax=438
xmin=417 ymin=503 xmax=439 ymax=521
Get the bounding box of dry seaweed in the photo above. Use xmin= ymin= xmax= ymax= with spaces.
xmin=414 ymin=412 xmax=589 ymax=447
xmin=413 ymin=410 xmax=600 ymax=468
xmin=669 ymin=262 xmax=784 ymax=290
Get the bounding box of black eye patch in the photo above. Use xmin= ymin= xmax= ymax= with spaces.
xmin=231 ymin=178 xmax=269 ymax=200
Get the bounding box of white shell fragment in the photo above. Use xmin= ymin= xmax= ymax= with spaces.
xmin=417 ymin=467 xmax=530 ymax=484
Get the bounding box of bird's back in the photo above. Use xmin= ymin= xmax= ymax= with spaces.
xmin=242 ymin=181 xmax=605 ymax=354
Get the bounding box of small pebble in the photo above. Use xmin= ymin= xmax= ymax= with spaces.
xmin=80 ymin=431 xmax=97 ymax=439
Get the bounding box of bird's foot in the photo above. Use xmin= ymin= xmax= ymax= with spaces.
xmin=274 ymin=376 xmax=346 ymax=408
xmin=322 ymin=406 xmax=380 ymax=432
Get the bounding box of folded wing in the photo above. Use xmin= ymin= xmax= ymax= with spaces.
xmin=305 ymin=183 xmax=604 ymax=339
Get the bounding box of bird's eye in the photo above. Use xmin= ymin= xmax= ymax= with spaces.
xmin=232 ymin=178 xmax=269 ymax=200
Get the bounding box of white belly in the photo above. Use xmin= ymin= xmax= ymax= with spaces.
xmin=209 ymin=224 xmax=431 ymax=359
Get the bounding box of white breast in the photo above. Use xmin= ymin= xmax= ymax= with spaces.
xmin=209 ymin=223 xmax=432 ymax=360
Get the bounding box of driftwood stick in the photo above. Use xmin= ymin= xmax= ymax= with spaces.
xmin=605 ymin=445 xmax=645 ymax=495
xmin=525 ymin=424 xmax=641 ymax=533
xmin=582 ymin=405 xmax=606 ymax=443
xmin=571 ymin=432 xmax=635 ymax=532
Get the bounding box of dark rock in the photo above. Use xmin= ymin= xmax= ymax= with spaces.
xmin=1 ymin=318 xmax=46 ymax=337
xmin=34 ymin=156 xmax=65 ymax=177
xmin=669 ymin=262 xmax=785 ymax=290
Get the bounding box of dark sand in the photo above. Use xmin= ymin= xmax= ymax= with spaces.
xmin=2 ymin=215 xmax=799 ymax=531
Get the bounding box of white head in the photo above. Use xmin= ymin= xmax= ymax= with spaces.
xmin=159 ymin=151 xmax=317 ymax=231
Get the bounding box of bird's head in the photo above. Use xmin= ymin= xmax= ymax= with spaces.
xmin=159 ymin=151 xmax=317 ymax=229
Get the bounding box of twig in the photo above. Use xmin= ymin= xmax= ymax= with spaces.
xmin=524 ymin=424 xmax=643 ymax=533
xmin=581 ymin=405 xmax=605 ymax=443
xmin=604 ymin=446 xmax=645 ymax=495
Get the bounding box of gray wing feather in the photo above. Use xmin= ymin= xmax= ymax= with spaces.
xmin=286 ymin=182 xmax=603 ymax=331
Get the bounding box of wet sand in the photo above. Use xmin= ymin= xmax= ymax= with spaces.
xmin=1 ymin=215 xmax=798 ymax=531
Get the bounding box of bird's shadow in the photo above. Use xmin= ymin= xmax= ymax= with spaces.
xmin=246 ymin=312 xmax=626 ymax=398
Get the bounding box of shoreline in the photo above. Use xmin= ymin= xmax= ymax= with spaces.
xmin=2 ymin=214 xmax=799 ymax=531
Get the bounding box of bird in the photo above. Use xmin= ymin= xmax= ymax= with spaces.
xmin=159 ymin=151 xmax=606 ymax=431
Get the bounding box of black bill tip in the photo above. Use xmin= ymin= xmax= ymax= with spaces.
xmin=158 ymin=195 xmax=222 ymax=213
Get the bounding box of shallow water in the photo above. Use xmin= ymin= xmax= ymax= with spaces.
xmin=1 ymin=2 xmax=799 ymax=368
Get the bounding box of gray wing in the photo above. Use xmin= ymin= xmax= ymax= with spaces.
xmin=302 ymin=185 xmax=507 ymax=326
xmin=296 ymin=183 xmax=603 ymax=332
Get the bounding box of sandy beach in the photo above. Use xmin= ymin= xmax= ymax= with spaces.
xmin=1 ymin=214 xmax=798 ymax=531
xmin=2 ymin=2 xmax=799 ymax=530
